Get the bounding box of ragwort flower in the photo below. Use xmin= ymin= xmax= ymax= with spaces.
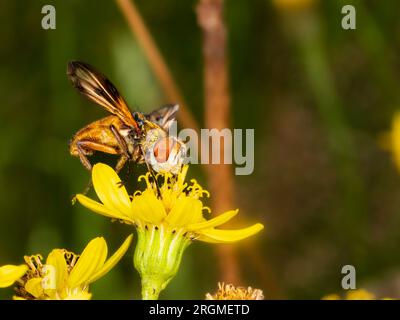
xmin=206 ymin=282 xmax=264 ymax=300
xmin=322 ymin=289 xmax=394 ymax=300
xmin=76 ymin=163 xmax=264 ymax=299
xmin=0 ymin=235 xmax=132 ymax=300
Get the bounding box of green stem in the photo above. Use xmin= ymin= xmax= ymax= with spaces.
xmin=141 ymin=276 xmax=164 ymax=300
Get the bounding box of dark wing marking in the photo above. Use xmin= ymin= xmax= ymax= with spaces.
xmin=67 ymin=61 xmax=138 ymax=130
xmin=146 ymin=104 xmax=179 ymax=131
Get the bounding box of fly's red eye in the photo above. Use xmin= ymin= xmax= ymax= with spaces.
xmin=153 ymin=137 xmax=176 ymax=163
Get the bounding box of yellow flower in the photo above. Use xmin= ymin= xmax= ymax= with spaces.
xmin=206 ymin=282 xmax=264 ymax=300
xmin=76 ymin=163 xmax=264 ymax=299
xmin=322 ymin=289 xmax=393 ymax=300
xmin=76 ymin=163 xmax=263 ymax=243
xmin=0 ymin=264 xmax=28 ymax=288
xmin=1 ymin=235 xmax=132 ymax=300
xmin=379 ymin=112 xmax=400 ymax=172
xmin=346 ymin=289 xmax=375 ymax=300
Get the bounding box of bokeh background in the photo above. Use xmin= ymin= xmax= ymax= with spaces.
xmin=1 ymin=0 xmax=400 ymax=299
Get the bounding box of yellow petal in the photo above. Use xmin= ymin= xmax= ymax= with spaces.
xmin=25 ymin=278 xmax=44 ymax=298
xmin=92 ymin=163 xmax=133 ymax=219
xmin=67 ymin=237 xmax=108 ymax=288
xmin=198 ymin=223 xmax=264 ymax=243
xmin=165 ymin=197 xmax=203 ymax=227
xmin=0 ymin=264 xmax=27 ymax=288
xmin=132 ymin=190 xmax=166 ymax=224
xmin=45 ymin=249 xmax=67 ymax=291
xmin=88 ymin=234 xmax=133 ymax=284
xmin=187 ymin=210 xmax=239 ymax=231
xmin=76 ymin=194 xmax=132 ymax=222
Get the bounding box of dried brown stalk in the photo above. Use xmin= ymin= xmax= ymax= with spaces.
xmin=196 ymin=0 xmax=240 ymax=284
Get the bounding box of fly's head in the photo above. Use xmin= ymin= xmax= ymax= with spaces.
xmin=144 ymin=129 xmax=187 ymax=175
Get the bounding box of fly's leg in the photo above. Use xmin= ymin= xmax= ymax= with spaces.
xmin=72 ymin=140 xmax=120 ymax=201
xmin=76 ymin=140 xmax=120 ymax=157
xmin=126 ymin=158 xmax=133 ymax=176
xmin=115 ymin=155 xmax=129 ymax=173
xmin=110 ymin=125 xmax=133 ymax=188
xmin=115 ymin=156 xmax=130 ymax=188
xmin=140 ymin=145 xmax=162 ymax=198
xmin=110 ymin=125 xmax=130 ymax=159
xmin=147 ymin=162 xmax=162 ymax=198
xmin=76 ymin=143 xmax=93 ymax=171
xmin=76 ymin=180 xmax=94 ymax=203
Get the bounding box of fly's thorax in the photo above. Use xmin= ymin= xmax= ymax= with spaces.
xmin=133 ymin=112 xmax=155 ymax=136
xmin=119 ymin=126 xmax=137 ymax=155
xmin=144 ymin=129 xmax=187 ymax=174
xmin=129 ymin=116 xmax=163 ymax=144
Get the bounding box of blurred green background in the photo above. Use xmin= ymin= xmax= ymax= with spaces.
xmin=1 ymin=0 xmax=400 ymax=299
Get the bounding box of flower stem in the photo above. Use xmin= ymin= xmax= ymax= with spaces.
xmin=141 ymin=276 xmax=163 ymax=300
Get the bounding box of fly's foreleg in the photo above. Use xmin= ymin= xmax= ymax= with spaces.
xmin=140 ymin=145 xmax=162 ymax=198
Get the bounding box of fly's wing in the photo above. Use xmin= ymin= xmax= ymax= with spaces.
xmin=145 ymin=104 xmax=179 ymax=131
xmin=67 ymin=61 xmax=139 ymax=131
